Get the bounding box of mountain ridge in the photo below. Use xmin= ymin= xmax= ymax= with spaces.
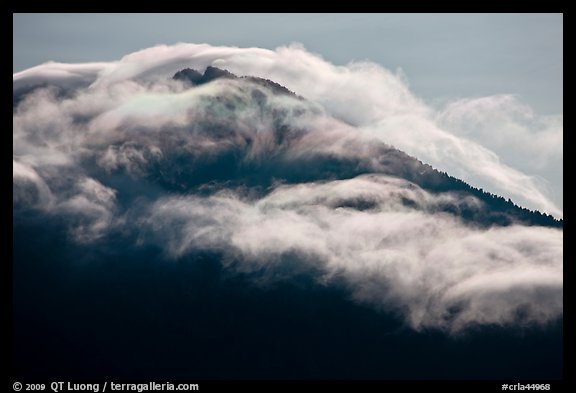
xmin=174 ymin=66 xmax=300 ymax=97
xmin=167 ymin=66 xmax=562 ymax=228
xmin=12 ymin=66 xmax=562 ymax=228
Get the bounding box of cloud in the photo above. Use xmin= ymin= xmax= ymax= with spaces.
xmin=17 ymin=43 xmax=561 ymax=216
xmin=437 ymin=95 xmax=563 ymax=209
xmin=13 ymin=160 xmax=53 ymax=206
xmin=12 ymin=43 xmax=563 ymax=332
xmin=54 ymin=177 xmax=118 ymax=243
xmin=13 ymin=61 xmax=112 ymax=98
xmin=142 ymin=176 xmax=562 ymax=332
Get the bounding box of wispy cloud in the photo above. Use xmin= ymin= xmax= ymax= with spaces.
xmin=13 ymin=43 xmax=563 ymax=332
xmin=143 ymin=176 xmax=562 ymax=331
xmin=14 ymin=43 xmax=562 ymax=216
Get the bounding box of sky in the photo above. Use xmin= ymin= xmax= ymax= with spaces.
xmin=13 ymin=13 xmax=563 ymax=115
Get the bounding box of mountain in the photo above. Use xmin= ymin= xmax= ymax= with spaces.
xmin=11 ymin=66 xmax=563 ymax=229
xmin=169 ymin=67 xmax=559 ymax=228
xmin=174 ymin=66 xmax=298 ymax=97
xmin=12 ymin=64 xmax=563 ymax=380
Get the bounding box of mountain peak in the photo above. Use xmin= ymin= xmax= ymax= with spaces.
xmin=172 ymin=66 xmax=298 ymax=97
xmin=203 ymin=66 xmax=237 ymax=81
xmin=173 ymin=66 xmax=237 ymax=86
xmin=172 ymin=68 xmax=204 ymax=84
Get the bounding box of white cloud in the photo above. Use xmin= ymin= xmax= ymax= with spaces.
xmin=437 ymin=95 xmax=563 ymax=210
xmin=13 ymin=160 xmax=53 ymax=206
xmin=18 ymin=43 xmax=560 ymax=216
xmin=13 ymin=61 xmax=112 ymax=93
xmin=55 ymin=177 xmax=118 ymax=243
xmin=143 ymin=175 xmax=562 ymax=331
xmin=12 ymin=43 xmax=563 ymax=332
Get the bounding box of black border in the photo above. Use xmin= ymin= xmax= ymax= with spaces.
xmin=10 ymin=8 xmax=568 ymax=391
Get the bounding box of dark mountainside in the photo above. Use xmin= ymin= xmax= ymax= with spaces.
xmin=171 ymin=66 xmax=560 ymax=228
xmin=13 ymin=67 xmax=563 ymax=379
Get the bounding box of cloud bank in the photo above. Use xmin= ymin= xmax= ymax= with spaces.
xmin=14 ymin=43 xmax=562 ymax=216
xmin=143 ymin=177 xmax=562 ymax=331
xmin=13 ymin=43 xmax=563 ymax=332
